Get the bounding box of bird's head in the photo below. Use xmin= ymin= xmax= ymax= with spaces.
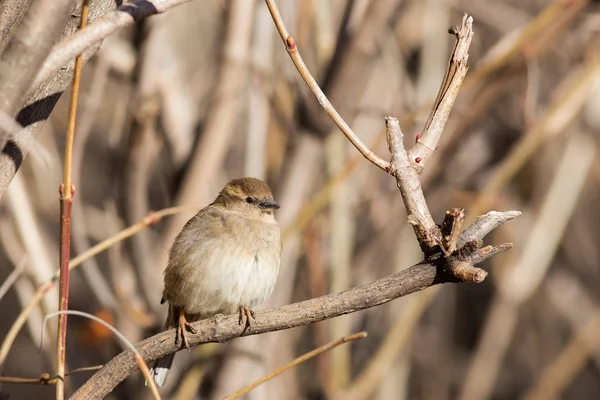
xmin=215 ymin=177 xmax=280 ymax=220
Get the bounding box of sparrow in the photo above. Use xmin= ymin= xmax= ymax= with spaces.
xmin=149 ymin=177 xmax=282 ymax=387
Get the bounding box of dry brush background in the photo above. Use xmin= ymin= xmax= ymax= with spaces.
xmin=0 ymin=0 xmax=600 ymax=399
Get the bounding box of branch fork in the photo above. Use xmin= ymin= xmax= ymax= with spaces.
xmin=438 ymin=212 xmax=519 ymax=284
xmin=386 ymin=111 xmax=518 ymax=280
xmin=270 ymin=5 xmax=484 ymax=269
xmin=378 ymin=15 xmax=508 ymax=282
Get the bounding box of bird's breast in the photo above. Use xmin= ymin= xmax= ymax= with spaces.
xmin=170 ymin=216 xmax=281 ymax=317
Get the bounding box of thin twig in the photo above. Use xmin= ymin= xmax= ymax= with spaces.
xmin=62 ymin=0 xmax=88 ymax=195
xmin=0 ymin=206 xmax=196 ymax=366
xmin=383 ymin=14 xmax=474 ymax=251
xmin=71 ymin=50 xmax=118 ymax=311
xmin=56 ymin=3 xmax=89 ymax=398
xmin=42 ymin=311 xmax=160 ymax=400
xmin=224 ymin=332 xmax=368 ymax=400
xmin=264 ymin=0 xmax=391 ymax=172
xmin=410 ymin=15 xmax=473 ymax=173
xmin=0 ymin=365 xmax=103 ymax=385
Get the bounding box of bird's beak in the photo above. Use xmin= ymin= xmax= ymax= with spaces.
xmin=259 ymin=200 xmax=280 ymax=210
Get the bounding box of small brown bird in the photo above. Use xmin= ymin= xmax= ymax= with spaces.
xmin=149 ymin=177 xmax=282 ymax=387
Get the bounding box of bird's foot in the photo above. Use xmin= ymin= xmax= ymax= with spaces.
xmin=238 ymin=306 xmax=255 ymax=333
xmin=175 ymin=311 xmax=197 ymax=351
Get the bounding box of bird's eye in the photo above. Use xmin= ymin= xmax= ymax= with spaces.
xmin=245 ymin=197 xmax=254 ymax=204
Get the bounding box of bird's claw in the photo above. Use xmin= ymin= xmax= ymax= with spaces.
xmin=238 ymin=306 xmax=255 ymax=333
xmin=176 ymin=311 xmax=196 ymax=351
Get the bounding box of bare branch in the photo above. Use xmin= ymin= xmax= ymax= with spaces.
xmin=70 ymin=262 xmax=439 ymax=398
xmin=385 ymin=116 xmax=439 ymax=251
xmin=0 ymin=0 xmax=115 ymax=199
xmin=441 ymin=208 xmax=465 ymax=255
xmin=450 ymin=261 xmax=488 ymax=283
xmin=0 ymin=0 xmax=76 ymax=150
xmin=468 ymin=243 xmax=513 ymax=265
xmin=409 ymin=15 xmax=474 ymax=172
xmin=31 ymin=0 xmax=194 ymax=93
xmin=458 ymin=210 xmax=522 ymax=248
xmin=264 ymin=0 xmax=391 ymax=172
xmin=264 ymin=3 xmax=483 ymax=259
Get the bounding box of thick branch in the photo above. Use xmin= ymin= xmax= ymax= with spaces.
xmin=385 ymin=117 xmax=439 ymax=251
xmin=0 ymin=0 xmax=32 ymax=55
xmin=0 ymin=0 xmax=115 ymax=199
xmin=72 ymin=209 xmax=519 ymax=399
xmin=72 ymin=262 xmax=439 ymax=399
xmin=0 ymin=0 xmax=75 ymax=150
xmin=0 ymin=0 xmax=75 ymax=115
xmin=0 ymin=1 xmax=192 ymax=199
xmin=31 ymin=0 xmax=193 ymax=93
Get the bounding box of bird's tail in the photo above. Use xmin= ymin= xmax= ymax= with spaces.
xmin=149 ymin=353 xmax=175 ymax=388
xmin=148 ymin=305 xmax=176 ymax=388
